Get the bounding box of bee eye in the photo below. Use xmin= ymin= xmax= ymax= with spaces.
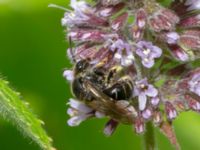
xmin=75 ymin=60 xmax=89 ymax=74
xmin=93 ymin=67 xmax=105 ymax=76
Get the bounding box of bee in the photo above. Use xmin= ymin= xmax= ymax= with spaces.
xmin=71 ymin=59 xmax=105 ymax=101
xmin=72 ymin=59 xmax=133 ymax=101
xmin=71 ymin=59 xmax=136 ymax=123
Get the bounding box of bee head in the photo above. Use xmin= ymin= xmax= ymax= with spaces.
xmin=74 ymin=59 xmax=90 ymax=75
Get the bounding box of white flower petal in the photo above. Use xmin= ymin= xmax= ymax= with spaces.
xmin=146 ymin=85 xmax=158 ymax=97
xmin=68 ymin=98 xmax=93 ymax=113
xmin=63 ymin=70 xmax=74 ymax=81
xmin=142 ymin=58 xmax=154 ymax=68
xmin=99 ymin=8 xmax=112 ymax=17
xmin=166 ymin=32 xmax=180 ymax=44
xmin=121 ymin=57 xmax=133 ymax=66
xmin=151 ymin=97 xmax=160 ymax=106
xmin=95 ymin=111 xmax=105 ymax=118
xmin=67 ymin=115 xmax=87 ymax=126
xmin=67 ymin=108 xmax=76 ymax=116
xmin=138 ymin=94 xmax=147 ymax=110
xmin=114 ymin=52 xmax=122 ymax=60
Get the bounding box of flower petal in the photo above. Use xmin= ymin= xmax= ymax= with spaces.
xmin=142 ymin=58 xmax=155 ymax=68
xmin=142 ymin=108 xmax=152 ymax=119
xmin=68 ymin=98 xmax=93 ymax=113
xmin=151 ymin=96 xmax=160 ymax=106
xmin=146 ymin=85 xmax=158 ymax=97
xmin=67 ymin=115 xmax=88 ymax=126
xmin=138 ymin=94 xmax=147 ymax=110
xmin=95 ymin=111 xmax=105 ymax=118
xmin=166 ymin=32 xmax=180 ymax=44
xmin=151 ymin=46 xmax=162 ymax=58
xmin=121 ymin=56 xmax=133 ymax=66
xmin=63 ymin=70 xmax=74 ymax=81
xmin=67 ymin=108 xmax=76 ymax=116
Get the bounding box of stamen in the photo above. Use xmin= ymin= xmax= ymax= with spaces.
xmin=143 ymin=48 xmax=151 ymax=55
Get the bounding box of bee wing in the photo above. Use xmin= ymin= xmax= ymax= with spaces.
xmin=84 ymin=80 xmax=136 ymax=123
xmin=84 ymin=79 xmax=116 ymax=108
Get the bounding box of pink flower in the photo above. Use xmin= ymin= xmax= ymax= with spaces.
xmin=60 ymin=0 xmax=200 ymax=148
xmin=134 ymin=78 xmax=158 ymax=110
xmin=136 ymin=41 xmax=162 ymax=68
xmin=110 ymin=39 xmax=135 ymax=66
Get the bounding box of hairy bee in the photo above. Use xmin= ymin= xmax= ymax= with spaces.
xmin=72 ymin=59 xmax=104 ymax=101
xmin=71 ymin=59 xmax=133 ymax=102
xmin=71 ymin=59 xmax=136 ymax=123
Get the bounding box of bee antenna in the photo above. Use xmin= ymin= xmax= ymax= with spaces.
xmin=68 ymin=36 xmax=76 ymax=63
xmin=48 ymin=4 xmax=71 ymax=12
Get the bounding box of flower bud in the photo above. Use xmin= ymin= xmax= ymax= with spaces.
xmin=180 ymin=15 xmax=200 ymax=28
xmin=104 ymin=119 xmax=118 ymax=136
xmin=111 ymin=12 xmax=128 ymax=31
xmin=179 ymin=30 xmax=200 ymax=50
xmin=168 ymin=44 xmax=189 ymax=61
xmin=68 ymin=29 xmax=107 ymax=42
xmin=132 ymin=9 xmax=146 ymax=40
xmin=187 ymin=96 xmax=200 ymax=111
xmin=142 ymin=108 xmax=152 ymax=120
xmin=165 ymin=102 xmax=177 ymax=121
xmin=153 ymin=111 xmax=162 ymax=126
xmin=148 ymin=9 xmax=179 ymax=32
xmin=134 ymin=117 xmax=145 ymax=134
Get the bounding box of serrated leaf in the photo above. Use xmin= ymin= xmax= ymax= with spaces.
xmin=0 ymin=78 xmax=55 ymax=150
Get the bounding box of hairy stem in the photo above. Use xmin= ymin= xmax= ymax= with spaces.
xmin=134 ymin=56 xmax=143 ymax=80
xmin=143 ymin=122 xmax=156 ymax=150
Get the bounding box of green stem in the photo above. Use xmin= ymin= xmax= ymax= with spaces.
xmin=134 ymin=56 xmax=143 ymax=80
xmin=143 ymin=122 xmax=156 ymax=150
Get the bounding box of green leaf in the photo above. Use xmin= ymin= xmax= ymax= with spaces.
xmin=191 ymin=58 xmax=200 ymax=68
xmin=157 ymin=0 xmax=172 ymax=7
xmin=0 ymin=78 xmax=55 ymax=150
xmin=160 ymin=60 xmax=181 ymax=73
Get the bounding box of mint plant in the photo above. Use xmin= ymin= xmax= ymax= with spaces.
xmin=61 ymin=0 xmax=200 ymax=149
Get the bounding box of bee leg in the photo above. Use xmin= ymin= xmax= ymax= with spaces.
xmin=106 ymin=66 xmax=123 ymax=84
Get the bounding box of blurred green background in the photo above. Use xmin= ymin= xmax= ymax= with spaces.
xmin=1 ymin=0 xmax=200 ymax=150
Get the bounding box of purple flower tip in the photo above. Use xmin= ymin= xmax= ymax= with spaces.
xmin=104 ymin=119 xmax=118 ymax=136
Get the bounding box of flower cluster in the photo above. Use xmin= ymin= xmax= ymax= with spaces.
xmin=61 ymin=0 xmax=200 ymax=149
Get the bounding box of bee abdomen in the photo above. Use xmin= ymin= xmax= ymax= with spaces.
xmin=72 ymin=77 xmax=93 ymax=101
xmin=103 ymin=80 xmax=133 ymax=101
